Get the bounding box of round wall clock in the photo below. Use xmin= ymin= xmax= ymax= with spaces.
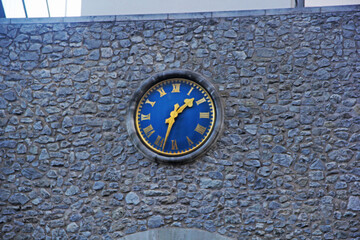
xmin=127 ymin=70 xmax=223 ymax=163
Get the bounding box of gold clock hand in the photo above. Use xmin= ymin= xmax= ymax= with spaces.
xmin=163 ymin=104 xmax=179 ymax=151
xmin=176 ymin=98 xmax=194 ymax=114
xmin=163 ymin=98 xmax=194 ymax=151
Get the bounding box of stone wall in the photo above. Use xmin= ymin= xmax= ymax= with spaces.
xmin=0 ymin=6 xmax=360 ymax=240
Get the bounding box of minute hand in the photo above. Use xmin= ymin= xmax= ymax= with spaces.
xmin=163 ymin=98 xmax=194 ymax=151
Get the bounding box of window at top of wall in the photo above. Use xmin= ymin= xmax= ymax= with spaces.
xmin=2 ymin=0 xmax=26 ymax=18
xmin=2 ymin=0 xmax=81 ymax=18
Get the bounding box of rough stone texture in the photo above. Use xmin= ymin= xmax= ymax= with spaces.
xmin=0 ymin=8 xmax=360 ymax=240
xmin=347 ymin=196 xmax=360 ymax=211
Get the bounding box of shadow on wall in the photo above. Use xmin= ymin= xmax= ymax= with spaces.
xmin=119 ymin=228 xmax=234 ymax=240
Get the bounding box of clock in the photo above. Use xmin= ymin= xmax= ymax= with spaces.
xmin=127 ymin=70 xmax=223 ymax=163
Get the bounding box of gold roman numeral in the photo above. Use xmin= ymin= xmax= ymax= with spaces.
xmin=143 ymin=125 xmax=155 ymax=138
xmin=186 ymin=136 xmax=194 ymax=146
xmin=194 ymin=124 xmax=206 ymax=135
xmin=171 ymin=140 xmax=178 ymax=150
xmin=141 ymin=113 xmax=151 ymax=121
xmin=145 ymin=99 xmax=156 ymax=107
xmin=157 ymin=87 xmax=166 ymax=97
xmin=196 ymin=97 xmax=206 ymax=105
xmin=187 ymin=87 xmax=194 ymax=96
xmin=199 ymin=112 xmax=209 ymax=119
xmin=171 ymin=84 xmax=180 ymax=93
xmin=154 ymin=135 xmax=164 ymax=148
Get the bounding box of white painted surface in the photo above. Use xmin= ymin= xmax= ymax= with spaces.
xmin=81 ymin=0 xmax=296 ymax=16
xmin=306 ymin=0 xmax=360 ymax=7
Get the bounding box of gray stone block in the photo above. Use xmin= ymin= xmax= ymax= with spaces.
xmin=347 ymin=196 xmax=360 ymax=211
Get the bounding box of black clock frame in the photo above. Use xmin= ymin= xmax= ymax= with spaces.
xmin=127 ymin=70 xmax=224 ymax=163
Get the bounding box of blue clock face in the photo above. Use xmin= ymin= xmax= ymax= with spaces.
xmin=135 ymin=78 xmax=215 ymax=156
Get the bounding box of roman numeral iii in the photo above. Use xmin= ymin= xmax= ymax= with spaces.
xmin=199 ymin=112 xmax=209 ymax=119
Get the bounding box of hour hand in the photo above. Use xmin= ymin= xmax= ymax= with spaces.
xmin=176 ymin=98 xmax=194 ymax=114
xmin=165 ymin=104 xmax=179 ymax=124
xmin=163 ymin=99 xmax=194 ymax=151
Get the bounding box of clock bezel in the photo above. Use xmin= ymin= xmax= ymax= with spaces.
xmin=135 ymin=78 xmax=216 ymax=156
xmin=127 ymin=70 xmax=224 ymax=163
